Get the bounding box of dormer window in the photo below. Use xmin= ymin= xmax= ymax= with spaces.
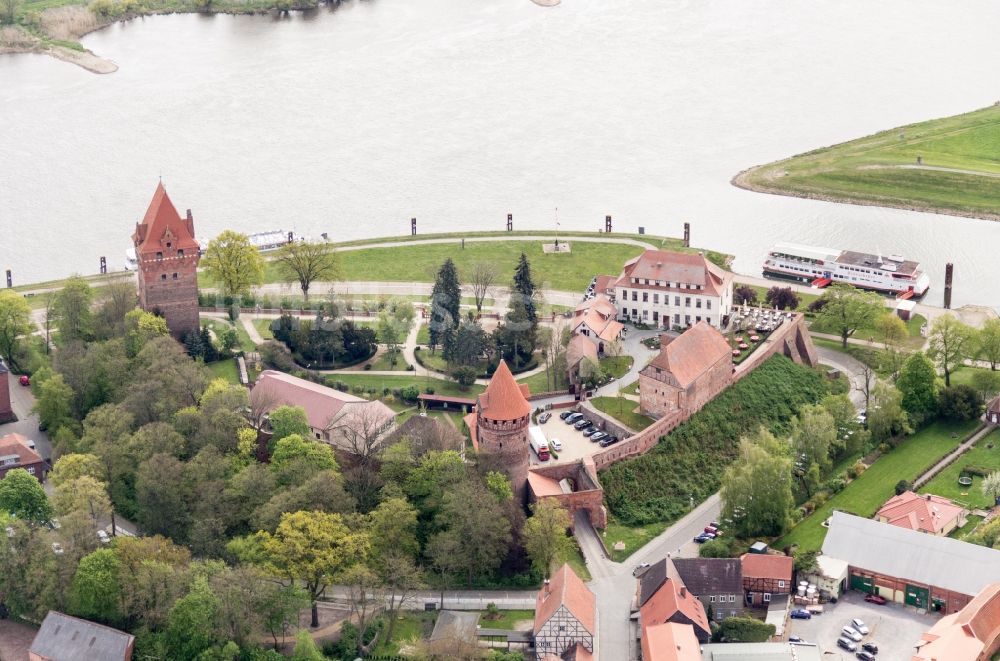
xmin=156 ymin=252 xmax=163 ymax=260
xmin=166 ymin=242 xmax=172 ymax=248
xmin=178 ymin=249 xmax=184 ymax=257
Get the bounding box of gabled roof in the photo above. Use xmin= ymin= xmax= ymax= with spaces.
xmin=429 ymin=610 xmax=480 ymax=644
xmin=566 ymin=334 xmax=599 ymax=368
xmin=30 ymin=611 xmax=134 ymax=661
xmin=672 ymin=558 xmax=742 ymax=596
xmin=914 ymin=583 xmax=1000 ymax=661
xmin=0 ymin=433 xmax=44 ymax=467
xmin=534 ymin=563 xmax=596 ymax=637
xmin=616 ymin=250 xmax=731 ymax=297
xmin=740 ymin=553 xmax=793 ymax=582
xmin=823 ymin=512 xmax=1000 ymax=597
xmin=642 ymin=622 xmax=701 ymax=661
xmin=572 ymin=306 xmax=624 ymax=343
xmin=639 ymin=572 xmax=710 ymax=640
xmin=477 ymin=360 xmax=531 ymax=421
xmin=876 ymin=491 xmax=965 ymax=534
xmin=575 ymin=295 xmax=617 ymax=318
xmin=643 ymin=322 xmax=732 ymax=388
xmin=594 ymin=275 xmax=617 ymax=295
xmin=988 ymin=395 xmax=1000 ymax=415
xmin=131 ymin=182 xmax=199 ymax=256
xmin=255 ymin=370 xmax=395 ymax=433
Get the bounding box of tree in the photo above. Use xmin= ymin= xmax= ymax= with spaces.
xmin=927 ymin=314 xmax=976 ymax=387
xmin=260 ymin=583 xmax=308 ymax=650
xmin=938 ymin=385 xmax=983 ymax=421
xmin=136 ymin=453 xmax=189 ymax=542
xmin=450 ymin=319 xmax=488 ymax=368
xmin=53 ymin=276 xmax=94 ymax=344
xmin=452 ymin=365 xmax=478 ymax=389
xmin=764 ymin=286 xmax=799 ymax=311
xmin=53 ymin=475 xmax=111 ymax=528
xmin=813 ymin=284 xmax=883 ymax=348
xmin=982 ymin=472 xmax=1000 ymax=507
xmin=271 ymin=434 xmax=338 ymax=472
xmin=790 ymin=404 xmax=836 ymax=476
xmin=793 ymin=549 xmax=819 ymax=574
xmin=367 ymin=497 xmax=419 ymax=563
xmin=267 ymin=405 xmax=310 ymax=444
xmin=469 ymin=262 xmax=499 ymax=314
xmin=291 ymin=630 xmax=324 ymax=660
xmin=0 ymin=289 xmax=32 ymax=371
xmin=377 ymin=310 xmax=403 ymax=367
xmin=256 ymin=510 xmax=370 ymax=628
xmin=429 ymin=259 xmax=461 ymax=353
xmin=342 ymin=564 xmax=383 ymax=655
xmin=49 ymin=453 xmax=103 ymax=486
xmin=70 ymin=548 xmax=121 ymax=625
xmin=0 ymin=468 xmax=52 ymax=523
xmin=512 ymin=253 xmax=538 ymax=323
xmin=522 ymin=500 xmax=572 ymax=578
xmin=495 ymin=296 xmax=536 ymax=370
xmin=34 ymin=373 xmax=76 ymax=436
xmin=274 ymin=240 xmax=340 ymax=301
xmin=165 ymin=576 xmax=222 ymax=659
xmin=971 ymin=369 xmax=1000 ymax=402
xmin=897 ymin=352 xmax=938 ymax=424
xmin=977 ymin=318 xmax=1000 ymax=371
xmin=874 ymin=313 xmax=908 ymax=380
xmin=484 ymin=471 xmax=513 ymax=504
xmin=868 ymin=383 xmax=911 ymax=443
xmin=733 ymin=286 xmax=757 ymax=306
xmin=1 ymin=0 xmax=20 ymax=24
xmin=429 ymin=481 xmax=510 ymax=587
xmin=719 ymin=616 xmax=775 ymax=643
xmin=123 ymin=308 xmax=169 ymax=357
xmin=202 ymin=230 xmax=265 ymax=299
xmin=719 ymin=429 xmax=793 ymax=538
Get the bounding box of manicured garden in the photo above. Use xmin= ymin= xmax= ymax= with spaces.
xmin=778 ymin=419 xmax=981 ymax=552
xmin=206 ymin=358 xmax=240 ymax=384
xmin=920 ymin=428 xmax=1000 ymax=509
xmin=589 ymin=396 xmax=654 ymax=433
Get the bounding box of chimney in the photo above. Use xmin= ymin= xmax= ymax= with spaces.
xmin=925 ymin=494 xmax=931 ymax=501
xmin=544 ymin=579 xmax=551 ymax=596
xmin=680 ymin=586 xmax=687 ymax=598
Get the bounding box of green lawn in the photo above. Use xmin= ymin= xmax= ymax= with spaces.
xmin=811 ymin=337 xmax=885 ymax=374
xmin=600 ymin=356 xmax=634 ymax=379
xmin=205 ymin=358 xmax=240 ymax=385
xmin=415 ymin=324 xmax=431 ymax=346
xmin=920 ymin=428 xmax=1000 ymax=509
xmin=371 ymin=611 xmax=437 ymax=655
xmin=810 ymin=312 xmax=926 ymax=349
xmin=590 ymin=396 xmax=654 ymax=432
xmin=621 ymin=380 xmax=640 ymax=396
xmin=778 ymin=419 xmax=981 ymax=551
xmin=737 ymin=105 xmax=1000 ymax=220
xmin=518 ymin=367 xmax=569 ymax=395
xmin=950 ymin=514 xmax=984 ymax=541
xmin=603 ymin=515 xmax=669 ymax=563
xmin=202 ymin=317 xmax=256 ymax=352
xmin=252 ymin=317 xmax=275 ymax=341
xmin=737 ymin=284 xmax=819 ymax=312
xmin=948 ymin=365 xmax=997 ymax=389
xmin=324 ymin=373 xmax=484 ymax=400
xmin=368 ymin=350 xmax=411 ymax=371
xmin=476 ymin=609 xmax=535 ymax=631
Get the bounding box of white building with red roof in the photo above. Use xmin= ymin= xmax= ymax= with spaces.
xmin=572 ymin=295 xmax=624 ymax=355
xmin=639 ymin=322 xmax=733 ymax=419
xmin=876 ymin=491 xmax=967 ymax=537
xmin=534 ymin=563 xmax=596 ymax=660
xmin=0 ymin=433 xmax=47 ymax=482
xmin=614 ymin=250 xmax=733 ymax=329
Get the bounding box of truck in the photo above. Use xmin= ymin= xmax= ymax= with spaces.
xmin=528 ymin=426 xmax=550 ymax=461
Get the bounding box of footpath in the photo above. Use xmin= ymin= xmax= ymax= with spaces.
xmin=913 ymin=423 xmax=996 ymax=490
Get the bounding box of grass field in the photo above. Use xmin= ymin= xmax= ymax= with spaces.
xmin=603 ymin=515 xmax=668 ymax=562
xmin=777 ymin=419 xmax=980 ymax=551
xmin=600 ymin=356 xmax=633 ymax=379
xmin=737 ymin=105 xmax=1000 ymax=220
xmin=518 ymin=366 xmax=569 ymax=395
xmin=920 ymin=428 xmax=1000 ymax=510
xmin=206 ymin=359 xmax=240 ymax=384
xmin=589 ymin=396 xmax=654 ymax=432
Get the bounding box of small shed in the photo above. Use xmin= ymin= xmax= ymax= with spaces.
xmin=749 ymin=541 xmax=769 ymax=554
xmin=895 ymin=299 xmax=916 ymax=321
xmin=801 ymin=555 xmax=849 ymax=599
xmin=429 ymin=610 xmax=480 ymax=646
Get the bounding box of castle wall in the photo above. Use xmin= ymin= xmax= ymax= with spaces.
xmin=137 ymin=252 xmax=200 ymax=338
xmin=476 ymin=415 xmax=530 ymax=503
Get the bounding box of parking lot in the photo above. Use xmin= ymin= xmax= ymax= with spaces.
xmin=786 ymin=591 xmax=938 ymax=660
xmin=528 ymin=413 xmax=611 ymax=465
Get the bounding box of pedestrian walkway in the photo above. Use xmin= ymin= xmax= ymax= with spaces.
xmin=913 ymin=423 xmax=995 ymax=489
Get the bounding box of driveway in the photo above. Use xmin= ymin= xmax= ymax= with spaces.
xmin=0 ymin=618 xmax=36 ymax=661
xmin=786 ymin=591 xmax=936 ymax=660
xmin=0 ymin=370 xmax=52 ymax=463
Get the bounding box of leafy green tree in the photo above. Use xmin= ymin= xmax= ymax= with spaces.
xmin=1 ymin=0 xmax=20 ymax=25
xmin=793 ymin=549 xmax=819 ymax=574
xmin=267 ymin=405 xmax=310 ymax=445
xmin=977 ymin=318 xmax=1000 ymax=371
xmin=522 ymin=499 xmax=572 ymax=578
xmin=274 ymin=240 xmax=340 ymax=301
xmin=764 ymin=286 xmax=799 ymax=311
xmin=123 ymin=308 xmax=169 ymax=357
xmin=70 ymin=548 xmax=122 ymax=624
xmin=868 ymin=383 xmax=911 ymax=443
xmin=136 ymin=453 xmax=189 ymax=542
xmin=0 ymin=289 xmax=32 ymax=371
xmin=814 ymin=284 xmax=883 ymax=348
xmin=874 ymin=313 xmax=908 ymax=380
xmin=698 ymin=538 xmax=732 ymax=558
xmin=512 ymin=253 xmax=538 ymax=323
xmin=53 ymin=475 xmax=111 ymax=528
xmin=790 ymin=404 xmax=836 ymax=475
xmin=720 ymin=429 xmax=793 ymax=538
xmin=495 ymin=295 xmax=536 ymax=369
xmin=403 ymin=450 xmax=467 ymax=517
xmin=971 ymin=369 xmax=1000 ymax=402
xmin=938 ymin=385 xmax=983 ymax=421
xmin=897 ymin=352 xmax=938 ymax=424
xmin=449 ymin=319 xmax=488 ymax=367
xmin=0 ymin=468 xmax=52 ymax=523
xmin=429 ymin=481 xmax=510 ymax=586
xmin=202 ymin=230 xmax=265 ymax=299
xmin=165 ymin=576 xmax=222 ymax=659
xmin=429 ymin=259 xmax=461 ymax=353
xmin=484 ymin=471 xmax=513 ymax=503
xmin=451 ymin=365 xmax=478 ymax=389
xmin=252 ymin=469 xmax=353 ymax=532
xmin=53 ymin=276 xmax=94 ymax=344
xmin=49 ymin=453 xmax=103 ymax=486
xmin=982 ymin=472 xmax=1000 ymax=507
xmin=367 ymin=497 xmax=419 ymax=564
xmin=256 ymin=510 xmax=370 ymax=628
xmin=34 ymin=372 xmax=76 ymax=435
xmin=718 ymin=616 xmax=775 ymax=642
xmin=927 ymin=314 xmax=976 ymax=387
xmin=271 ymin=434 xmax=337 ymax=471
xmin=291 ymin=630 xmax=324 ymax=660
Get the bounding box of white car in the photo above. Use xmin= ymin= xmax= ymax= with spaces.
xmin=97 ymin=530 xmax=110 ymax=544
xmin=851 ymin=618 xmax=869 ymax=635
xmin=841 ymin=625 xmax=863 ymax=642
xmin=549 ymin=439 xmax=562 ymax=451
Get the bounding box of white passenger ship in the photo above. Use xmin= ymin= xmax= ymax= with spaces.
xmin=763 ymin=242 xmax=930 ymax=298
xmin=125 ymin=230 xmax=295 ymax=270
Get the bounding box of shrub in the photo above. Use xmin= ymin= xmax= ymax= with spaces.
xmin=363 ymin=363 xmax=372 ymax=371
xmin=259 ymin=340 xmax=295 ymax=372
xmin=938 ymin=385 xmax=984 ymax=421
xmin=400 ymin=386 xmax=420 ymax=403
xmin=962 ymin=465 xmax=994 ymax=478
xmin=824 ymin=478 xmax=847 ymax=494
xmin=719 ymin=617 xmax=775 ymax=643
xmin=424 ymin=387 xmax=435 ymax=395
xmin=895 ymin=479 xmax=912 ymax=495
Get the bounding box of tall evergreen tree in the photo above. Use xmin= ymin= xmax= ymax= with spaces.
xmin=512 ymin=253 xmax=538 ymax=323
xmin=429 ymin=259 xmax=461 ymax=353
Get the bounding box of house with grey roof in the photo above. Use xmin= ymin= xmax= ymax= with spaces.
xmin=672 ymin=558 xmax=743 ymax=621
xmin=29 ymin=611 xmax=134 ymax=661
xmin=700 ymin=641 xmax=822 ymax=660
xmin=822 ymin=511 xmax=1000 ymax=615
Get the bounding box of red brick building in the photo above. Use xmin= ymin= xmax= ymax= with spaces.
xmin=132 ymin=183 xmax=201 ymax=339
xmin=637 ymin=558 xmax=712 ymax=644
xmin=740 ymin=553 xmax=793 ymax=607
xmin=914 ymin=582 xmax=1000 ymax=661
xmin=464 ymin=360 xmax=532 ymax=502
xmin=639 ymin=322 xmax=733 ymax=420
xmin=0 ymin=433 xmax=47 ymax=482
xmin=0 ymin=359 xmax=14 ymax=424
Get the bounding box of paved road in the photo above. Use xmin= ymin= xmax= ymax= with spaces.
xmin=0 ymin=370 xmax=52 ymax=462
xmin=322 ymin=587 xmax=536 ymax=611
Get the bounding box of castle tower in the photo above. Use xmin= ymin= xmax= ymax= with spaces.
xmin=0 ymin=359 xmax=14 ymax=424
xmin=467 ymin=360 xmax=532 ymax=502
xmin=132 ymin=183 xmax=201 ymax=339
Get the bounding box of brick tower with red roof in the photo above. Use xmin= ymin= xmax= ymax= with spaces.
xmin=464 ymin=360 xmax=532 ymax=502
xmin=132 ymin=183 xmax=201 ymax=339
xmin=0 ymin=359 xmax=14 ymax=424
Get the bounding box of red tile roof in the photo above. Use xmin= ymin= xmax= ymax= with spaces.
xmin=877 ymin=491 xmax=965 ymax=535
xmin=639 ymin=568 xmax=710 ymax=640
xmin=132 ymin=182 xmax=199 ymax=256
xmin=255 ymin=370 xmax=395 ymax=433
xmin=0 ymin=433 xmax=43 ymax=468
xmin=594 ymin=275 xmax=617 ymax=295
xmin=914 ymin=582 xmax=1000 ymax=661
xmin=616 ymin=250 xmax=730 ymax=297
xmin=534 ymin=564 xmax=596 ymax=637
xmin=477 ymin=360 xmax=531 ymax=421
xmin=740 ymin=553 xmax=793 ymax=582
xmin=574 ymin=295 xmax=617 ymax=318
xmin=644 ymin=322 xmax=732 ymax=388
xmin=642 ymin=622 xmax=701 ymax=661
xmin=527 ymin=471 xmax=565 ymax=498
xmin=566 ymin=334 xmax=599 ymax=368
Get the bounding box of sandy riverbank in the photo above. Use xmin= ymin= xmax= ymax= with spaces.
xmin=0 ymin=42 xmax=117 ymax=73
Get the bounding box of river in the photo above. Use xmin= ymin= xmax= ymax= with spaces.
xmin=1 ymin=0 xmax=999 ymax=308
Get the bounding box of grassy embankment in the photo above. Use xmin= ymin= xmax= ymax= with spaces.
xmin=777 ymin=419 xmax=980 ymax=552
xmin=736 ymin=105 xmax=1000 ymax=221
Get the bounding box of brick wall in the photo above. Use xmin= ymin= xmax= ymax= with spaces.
xmin=138 ymin=252 xmax=200 ymax=339
xmin=529 ymin=458 xmax=607 ymax=528
xmin=850 ymin=567 xmax=973 ymax=615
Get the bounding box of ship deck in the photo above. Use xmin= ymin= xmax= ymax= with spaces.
xmin=837 ymin=251 xmax=920 ymax=276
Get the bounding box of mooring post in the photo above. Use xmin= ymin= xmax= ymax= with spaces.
xmin=944 ymin=263 xmax=954 ymax=309
xmin=507 ymin=213 xmax=513 ymax=231
xmin=411 ymin=218 xmax=417 ymax=236
xmin=100 ymin=256 xmax=107 ymax=274
xmin=605 ymin=215 xmax=612 ymax=233
xmin=683 ymin=222 xmax=691 ymax=247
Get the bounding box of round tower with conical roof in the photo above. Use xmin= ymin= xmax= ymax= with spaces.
xmin=471 ymin=360 xmax=532 ymax=502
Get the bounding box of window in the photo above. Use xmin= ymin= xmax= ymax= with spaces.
xmin=685 ymin=297 xmax=691 ymax=307
xmin=696 ymin=316 xmax=701 ymax=322
xmin=642 ymin=310 xmax=648 ymax=319
xmin=315 ymin=433 xmax=321 ymax=440
xmin=1 ymin=458 xmax=16 ymax=466
xmin=778 ymin=580 xmax=785 ymax=588
xmin=709 ymin=596 xmax=716 ymax=603
xmin=684 ymin=315 xmax=690 ymax=325
xmin=707 ymin=300 xmax=712 ymax=310
xmin=653 ymin=311 xmax=658 ymax=322
xmin=653 ymin=293 xmax=659 ymax=304
xmin=696 ymin=299 xmax=702 ymax=308
xmin=178 ymin=249 xmax=184 ymax=257
xmin=166 ymin=242 xmax=172 ymax=248
xmin=156 ymin=252 xmax=163 ymax=260
xmin=763 ymin=593 xmax=771 ymax=603
xmin=160 ymin=274 xmax=167 ymax=281
xmin=631 ymin=292 xmax=638 ymax=302
xmin=674 ymin=314 xmax=680 ymax=324
xmin=621 ymin=289 xmax=628 ymax=300
xmin=674 ymin=296 xmax=680 ymax=306
xmin=172 ymin=273 xmax=178 ymax=280
xmin=729 ymin=595 xmax=736 ymax=602
xmin=642 ymin=292 xmax=648 ymax=302
xmin=27 ymin=467 xmax=35 ymax=475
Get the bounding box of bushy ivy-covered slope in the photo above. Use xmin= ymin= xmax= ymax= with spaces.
xmin=600 ymin=355 xmax=828 ymax=525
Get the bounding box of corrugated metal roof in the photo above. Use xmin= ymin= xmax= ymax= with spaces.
xmin=822 ymin=512 xmax=1000 ymax=597
xmin=30 ymin=611 xmax=134 ymax=661
xmin=701 ymin=642 xmax=822 ymax=660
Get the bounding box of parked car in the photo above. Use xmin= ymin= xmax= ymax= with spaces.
xmin=693 ymin=533 xmax=712 ymax=543
xmin=18 ymin=375 xmax=29 ymax=386
xmin=841 ymin=626 xmax=863 ymax=642
xmin=574 ymin=419 xmax=593 ymax=430
xmin=862 ymin=643 xmax=879 ymax=654
xmin=851 ymin=618 xmax=870 ymax=635
xmin=632 ymin=563 xmax=651 ymax=577
xmin=704 ymin=525 xmax=718 ymax=534
xmin=864 ymin=593 xmax=887 ymax=605
xmin=856 ymin=652 xmax=875 ymax=661
xmin=599 ymin=436 xmax=620 ymax=447
xmin=565 ymin=412 xmax=583 ymax=424
xmin=559 ymin=411 xmax=575 ymax=420
xmin=789 ymin=609 xmax=812 ymax=620
xmin=788 ymin=635 xmax=803 ymax=643
xmin=590 ymin=432 xmax=608 ymax=443
xmin=837 ymin=638 xmax=858 ymax=652
xmin=549 ymin=439 xmax=562 ymax=451
xmin=582 ymin=427 xmax=601 ymax=437
xmin=538 ymin=412 xmax=552 ymax=424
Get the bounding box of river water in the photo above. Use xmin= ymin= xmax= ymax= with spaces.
xmin=1 ymin=0 xmax=999 ymax=307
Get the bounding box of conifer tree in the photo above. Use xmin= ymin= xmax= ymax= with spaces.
xmin=429 ymin=259 xmax=461 ymax=353
xmin=512 ymin=253 xmax=537 ymax=323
